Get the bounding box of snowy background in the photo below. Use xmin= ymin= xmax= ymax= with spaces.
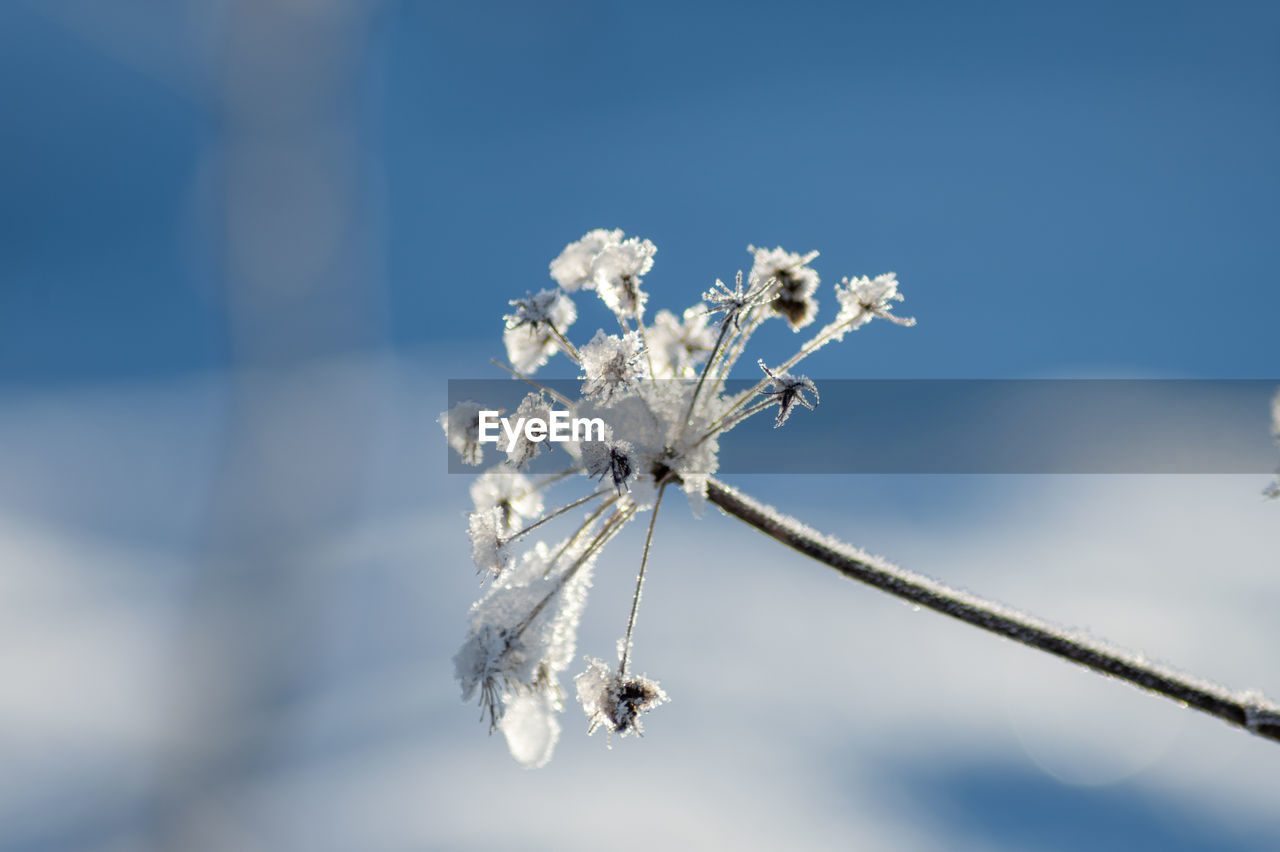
xmin=2 ymin=2 xmax=1279 ymax=850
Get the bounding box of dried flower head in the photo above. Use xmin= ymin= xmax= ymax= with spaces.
xmin=503 ymin=289 xmax=577 ymax=374
xmin=580 ymin=330 xmax=647 ymax=403
xmin=583 ymin=438 xmax=635 ymax=494
xmin=470 ymin=469 xmax=544 ymax=533
xmin=468 ymin=506 xmax=513 ymax=580
xmin=648 ymin=304 xmax=716 ymax=379
xmin=505 ymin=392 xmax=553 ymax=469
xmin=758 ymin=360 xmax=819 ymax=427
xmin=440 ymin=400 xmax=486 ymax=466
xmin=550 ymin=228 xmax=623 ymax=291
xmin=575 ymin=657 xmax=668 ymax=737
xmin=593 ymin=237 xmax=656 ymax=320
xmin=833 ymin=272 xmax=915 ymax=336
xmin=749 ymin=245 xmax=821 ymax=330
xmin=446 ymin=231 xmax=914 ymax=766
xmin=703 ymin=270 xmax=773 ymax=331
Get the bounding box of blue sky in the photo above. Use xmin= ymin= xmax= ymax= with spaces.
xmin=2 ymin=0 xmax=1278 ymax=386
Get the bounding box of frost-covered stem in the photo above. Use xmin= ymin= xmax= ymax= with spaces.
xmin=709 ymin=316 xmax=858 ymax=432
xmin=704 ymin=477 xmax=1280 ymax=745
xmin=547 ymin=324 xmax=581 ymax=363
xmin=523 ymin=467 xmax=584 ymax=496
xmin=619 ymin=480 xmax=668 ymax=677
xmin=545 ymin=493 xmax=621 ymax=575
xmin=681 ymin=320 xmax=734 ymax=432
xmin=711 ymin=307 xmax=764 ymax=390
xmin=514 ymin=503 xmax=636 ymax=645
xmin=635 ymin=318 xmax=658 ymax=381
xmin=694 ymin=398 xmax=775 ymax=447
xmin=490 ymin=360 xmax=576 ymax=408
xmin=507 ymin=488 xmax=611 ymax=542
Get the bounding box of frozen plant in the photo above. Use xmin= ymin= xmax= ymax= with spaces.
xmin=444 ymin=229 xmax=1280 ymax=767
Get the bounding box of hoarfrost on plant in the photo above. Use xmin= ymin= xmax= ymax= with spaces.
xmin=579 ymin=329 xmax=648 ymax=403
xmin=447 ymin=229 xmax=914 ymax=765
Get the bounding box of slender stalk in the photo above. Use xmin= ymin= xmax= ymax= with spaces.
xmin=636 ymin=318 xmax=657 ymax=382
xmin=547 ymin=323 xmax=581 ymax=363
xmin=505 ymin=488 xmax=610 ymax=542
xmin=490 ymin=360 xmax=575 ymax=408
xmin=619 ymin=481 xmax=669 ymax=676
xmin=513 ymin=503 xmax=637 ymax=645
xmin=709 ymin=313 xmax=861 ymax=431
xmin=522 ymin=467 xmax=583 ymax=496
xmin=704 ymin=476 xmax=1280 ymax=745
xmin=692 ymin=398 xmax=775 ymax=448
xmin=680 ymin=320 xmax=734 ymax=433
xmin=711 ymin=307 xmax=764 ymax=391
xmin=545 ymin=494 xmax=620 ymax=576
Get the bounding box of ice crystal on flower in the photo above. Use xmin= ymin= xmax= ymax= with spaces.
xmin=703 ymin=270 xmax=773 ymax=330
xmin=593 ymin=237 xmax=656 ymax=320
xmin=580 ymin=329 xmax=647 ymax=403
xmin=549 ymin=228 xmax=623 ymax=292
xmin=503 ymin=289 xmax=577 ymax=374
xmin=833 ymin=272 xmax=915 ymax=336
xmin=454 ymin=538 xmax=598 ymax=747
xmin=468 ymin=506 xmax=512 ymax=580
xmin=470 ymin=469 xmax=543 ymax=533
xmin=648 ymin=305 xmax=715 ymax=379
xmin=440 ymin=400 xmax=486 ymax=466
xmin=575 ymin=657 xmax=668 ymax=737
xmin=505 ymin=393 xmax=552 ymax=469
xmin=758 ymin=360 xmax=819 ymax=428
xmin=749 ymin=245 xmax=821 ymax=330
xmin=583 ymin=438 xmax=636 ymax=494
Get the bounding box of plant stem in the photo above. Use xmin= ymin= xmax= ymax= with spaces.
xmin=619 ymin=480 xmax=668 ymax=677
xmin=704 ymin=476 xmax=1280 ymax=745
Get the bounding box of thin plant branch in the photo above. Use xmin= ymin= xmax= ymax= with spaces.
xmin=506 ymin=488 xmax=611 ymax=542
xmin=704 ymin=476 xmax=1280 ymax=745
xmin=619 ymin=479 xmax=669 ymax=677
xmin=489 ymin=359 xmax=576 ymax=407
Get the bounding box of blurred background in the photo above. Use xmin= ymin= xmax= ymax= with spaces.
xmin=1 ymin=1 xmax=1278 ymax=850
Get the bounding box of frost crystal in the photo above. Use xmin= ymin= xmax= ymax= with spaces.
xmin=470 ymin=469 xmax=544 ymax=532
xmin=648 ymin=305 xmax=716 ymax=379
xmin=703 ymin=270 xmax=773 ymax=330
xmin=550 ymin=228 xmax=623 ymax=292
xmin=583 ymin=438 xmax=636 ymax=494
xmin=833 ymin=272 xmax=915 ymax=336
xmin=575 ymin=657 xmax=668 ymax=737
xmin=440 ymin=400 xmax=486 ymax=466
xmin=580 ymin=330 xmax=647 ymax=403
xmin=505 ymin=393 xmax=552 ymax=469
xmin=749 ymin=245 xmax=821 ymax=330
xmin=448 ymin=230 xmax=915 ymax=765
xmin=758 ymin=360 xmax=819 ymax=427
xmin=454 ymin=538 xmax=598 ymax=749
xmin=469 ymin=506 xmax=513 ymax=580
xmin=503 ymin=289 xmax=577 ymax=374
xmin=593 ymin=237 xmax=656 ymax=320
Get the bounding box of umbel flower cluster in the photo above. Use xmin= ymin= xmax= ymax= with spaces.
xmin=442 ymin=229 xmax=914 ymax=767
